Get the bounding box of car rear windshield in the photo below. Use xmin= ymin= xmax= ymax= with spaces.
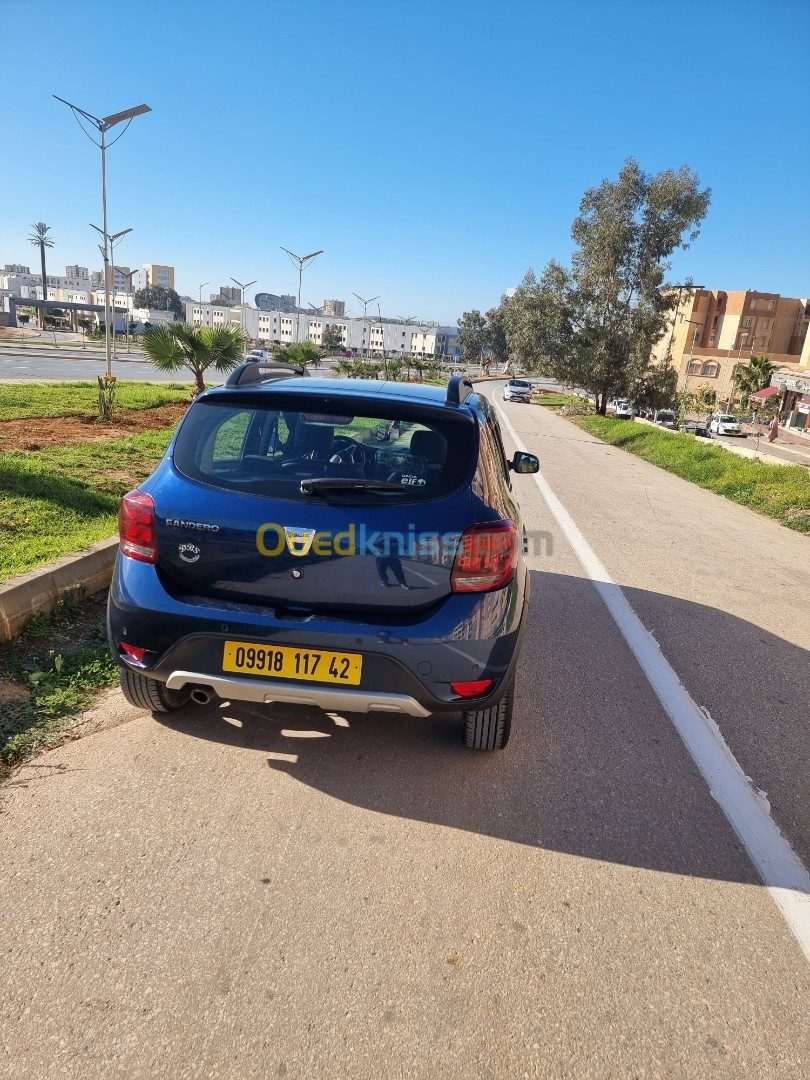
xmin=173 ymin=394 xmax=476 ymax=503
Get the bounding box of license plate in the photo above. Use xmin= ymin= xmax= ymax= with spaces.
xmin=222 ymin=641 xmax=362 ymax=685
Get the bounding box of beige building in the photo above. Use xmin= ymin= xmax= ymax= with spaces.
xmin=135 ymin=263 xmax=175 ymax=292
xmin=653 ymin=288 xmax=810 ymax=404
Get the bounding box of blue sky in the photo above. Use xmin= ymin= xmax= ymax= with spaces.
xmin=1 ymin=0 xmax=808 ymax=325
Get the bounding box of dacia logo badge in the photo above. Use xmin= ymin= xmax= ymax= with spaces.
xmin=284 ymin=527 xmax=315 ymax=557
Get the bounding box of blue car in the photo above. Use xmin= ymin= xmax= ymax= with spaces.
xmin=108 ymin=364 xmax=539 ymax=750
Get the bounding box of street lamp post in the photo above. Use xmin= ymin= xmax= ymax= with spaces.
xmin=680 ymin=318 xmax=704 ymax=393
xmin=230 ymin=277 xmax=256 ymax=338
xmin=114 ymin=266 xmax=139 ymax=352
xmin=353 ymin=293 xmax=380 ymax=359
xmin=92 ymin=225 xmax=131 ymax=357
xmin=53 ymin=96 xmax=151 ymax=377
xmin=198 ymin=281 xmax=210 ymax=304
xmin=661 ymin=282 xmax=705 ymax=397
xmin=281 ymin=247 xmax=324 ymax=343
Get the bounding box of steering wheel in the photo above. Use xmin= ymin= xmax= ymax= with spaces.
xmin=329 ymin=439 xmax=366 ymax=467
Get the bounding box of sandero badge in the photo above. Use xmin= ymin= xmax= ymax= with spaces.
xmin=108 ymin=365 xmax=539 ymax=751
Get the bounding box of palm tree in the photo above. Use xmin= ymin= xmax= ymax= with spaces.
xmin=28 ymin=222 xmax=54 ymax=330
xmin=273 ymin=341 xmax=321 ymax=367
xmin=142 ymin=323 xmax=248 ymax=395
xmin=732 ymin=355 xmax=775 ymax=410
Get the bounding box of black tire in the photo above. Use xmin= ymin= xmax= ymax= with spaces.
xmin=462 ymin=678 xmax=514 ymax=751
xmin=118 ymin=667 xmax=190 ymax=713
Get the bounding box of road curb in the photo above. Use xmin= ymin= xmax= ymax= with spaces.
xmin=0 ymin=537 xmax=118 ymax=643
xmin=633 ymin=417 xmax=806 ymax=468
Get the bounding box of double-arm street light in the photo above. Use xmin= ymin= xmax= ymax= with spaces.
xmin=662 ymin=282 xmax=705 ymax=368
xmin=91 ymin=224 xmax=131 ymax=357
xmin=230 ymin=277 xmax=256 ymax=336
xmin=54 ymin=95 xmax=151 ymax=377
xmin=282 ymin=247 xmax=324 ymax=342
xmin=679 ymin=317 xmax=705 ymax=392
xmin=114 ymin=266 xmax=140 ymax=352
xmin=353 ymin=292 xmax=380 ymax=358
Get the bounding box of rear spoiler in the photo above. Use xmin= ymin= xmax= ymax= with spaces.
xmin=225 ymin=360 xmax=310 ymax=387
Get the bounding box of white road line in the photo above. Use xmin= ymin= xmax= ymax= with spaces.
xmin=495 ymin=399 xmax=810 ymax=963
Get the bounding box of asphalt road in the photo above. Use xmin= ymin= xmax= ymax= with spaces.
xmin=1 ymin=385 xmax=808 ymax=1078
xmin=0 ymin=346 xmax=562 ymax=391
xmin=0 ymin=346 xmax=184 ymax=383
xmin=710 ymin=428 xmax=810 ymax=466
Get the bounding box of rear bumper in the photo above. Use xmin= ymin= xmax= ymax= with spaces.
xmin=165 ymin=671 xmax=432 ymax=716
xmin=108 ymin=557 xmax=531 ymax=715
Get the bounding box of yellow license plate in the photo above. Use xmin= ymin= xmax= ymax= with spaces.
xmin=222 ymin=641 xmax=362 ymax=685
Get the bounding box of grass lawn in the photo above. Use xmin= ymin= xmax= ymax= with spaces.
xmin=0 ymin=380 xmax=191 ymax=421
xmin=0 ymin=429 xmax=175 ymax=579
xmin=572 ymin=415 xmax=810 ymax=534
xmin=0 ymin=593 xmax=118 ymax=773
xmin=534 ymin=392 xmax=582 ymax=408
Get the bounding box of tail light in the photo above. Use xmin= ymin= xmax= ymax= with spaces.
xmin=451 ymin=521 xmax=517 ymax=592
xmin=119 ymin=642 xmax=148 ymax=666
xmin=119 ymin=490 xmax=158 ymax=563
xmin=450 ymin=679 xmax=494 ymax=698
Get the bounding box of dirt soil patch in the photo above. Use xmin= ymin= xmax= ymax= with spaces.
xmin=0 ymin=402 xmax=188 ymax=451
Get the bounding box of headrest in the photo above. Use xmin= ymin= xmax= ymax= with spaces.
xmin=409 ymin=429 xmax=446 ymax=464
xmin=293 ymin=424 xmax=335 ymax=451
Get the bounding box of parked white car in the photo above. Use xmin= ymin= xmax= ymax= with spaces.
xmin=709 ymin=413 xmax=744 ymax=437
xmin=503 ymin=379 xmax=534 ymax=403
xmin=614 ymin=402 xmax=634 ymax=419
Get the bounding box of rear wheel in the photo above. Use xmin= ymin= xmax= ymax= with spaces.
xmin=462 ymin=678 xmax=514 ymax=751
xmin=118 ymin=667 xmax=190 ymax=713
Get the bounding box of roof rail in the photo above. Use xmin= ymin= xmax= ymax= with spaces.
xmin=225 ymin=360 xmax=309 ymax=388
xmin=445 ymin=374 xmax=474 ymax=406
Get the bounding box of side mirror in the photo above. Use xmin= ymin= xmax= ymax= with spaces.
xmin=510 ymin=451 xmax=539 ymax=474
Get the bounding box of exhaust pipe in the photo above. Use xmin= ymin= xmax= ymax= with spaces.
xmin=190 ymin=686 xmax=213 ymax=705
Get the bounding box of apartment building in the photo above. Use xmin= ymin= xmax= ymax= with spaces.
xmin=134 ymin=263 xmax=175 ymax=291
xmin=184 ymin=301 xmax=460 ymax=359
xmin=653 ymin=288 xmax=810 ymax=402
xmin=323 ymin=299 xmax=345 ymax=316
xmin=212 ymin=286 xmax=240 ymax=304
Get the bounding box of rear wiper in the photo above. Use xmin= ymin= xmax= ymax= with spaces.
xmin=300 ymin=478 xmax=405 ymax=495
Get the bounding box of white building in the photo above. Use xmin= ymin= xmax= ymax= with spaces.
xmin=184 ymin=301 xmax=460 ymax=359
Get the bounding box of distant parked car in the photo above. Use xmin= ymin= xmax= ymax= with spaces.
xmin=681 ymin=423 xmax=712 ymax=439
xmin=614 ymin=402 xmax=634 ymax=419
xmin=709 ymin=413 xmax=744 ymax=436
xmin=654 ymin=410 xmax=677 ymax=429
xmin=503 ymin=379 xmax=533 ymax=403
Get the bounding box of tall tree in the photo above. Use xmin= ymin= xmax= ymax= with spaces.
xmin=321 ymin=323 xmax=345 ymax=351
xmin=142 ymin=323 xmax=247 ymax=395
xmin=485 ymin=303 xmax=510 ymax=370
xmin=27 ymin=222 xmax=54 ymax=330
xmin=133 ymin=284 xmax=184 ymax=318
xmin=501 ymin=160 xmax=710 ymax=413
xmin=457 ymin=309 xmax=489 ymax=371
